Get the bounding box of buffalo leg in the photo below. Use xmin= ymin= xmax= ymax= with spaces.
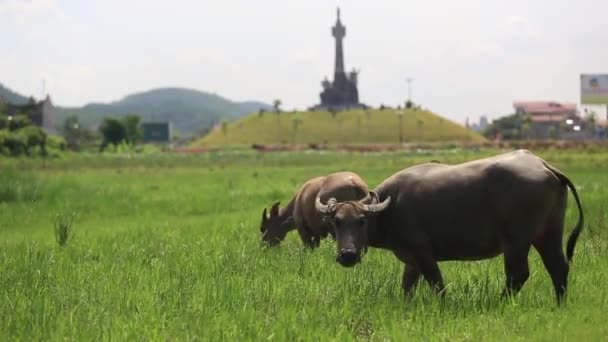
xmin=416 ymin=255 xmax=445 ymax=295
xmin=534 ymin=233 xmax=569 ymax=304
xmin=402 ymin=263 xmax=422 ymax=297
xmin=296 ymin=225 xmax=316 ymax=249
xmin=502 ymin=243 xmax=531 ymax=298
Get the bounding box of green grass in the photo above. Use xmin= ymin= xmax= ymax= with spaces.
xmin=195 ymin=108 xmax=486 ymax=147
xmin=1 ymin=149 xmax=607 ymax=340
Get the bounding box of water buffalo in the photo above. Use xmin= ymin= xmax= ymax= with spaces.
xmin=315 ymin=150 xmax=584 ymax=303
xmin=260 ymin=172 xmax=380 ymax=248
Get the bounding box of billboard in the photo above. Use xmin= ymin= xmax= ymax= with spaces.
xmin=581 ymin=74 xmax=608 ymax=105
xmin=142 ymin=122 xmax=171 ymax=143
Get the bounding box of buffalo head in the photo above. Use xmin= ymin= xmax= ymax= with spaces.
xmin=315 ymin=192 xmax=391 ymax=267
xmin=260 ymin=202 xmax=288 ymax=247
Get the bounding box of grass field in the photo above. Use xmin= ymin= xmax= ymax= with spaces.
xmin=195 ymin=108 xmax=486 ymax=147
xmin=1 ymin=149 xmax=607 ymax=340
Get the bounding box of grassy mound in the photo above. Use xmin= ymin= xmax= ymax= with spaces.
xmin=194 ymin=108 xmax=486 ymax=147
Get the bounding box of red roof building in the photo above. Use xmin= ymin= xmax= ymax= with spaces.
xmin=512 ymin=101 xmax=584 ymax=139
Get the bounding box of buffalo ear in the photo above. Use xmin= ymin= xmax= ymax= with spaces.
xmin=270 ymin=201 xmax=280 ymax=217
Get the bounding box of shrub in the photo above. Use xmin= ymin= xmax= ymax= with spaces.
xmin=54 ymin=213 xmax=74 ymax=247
xmin=7 ymin=114 xmax=31 ymax=131
xmin=18 ymin=126 xmax=47 ymax=156
xmin=2 ymin=130 xmax=27 ymax=156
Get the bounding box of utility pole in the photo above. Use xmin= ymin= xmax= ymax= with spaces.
xmin=406 ymin=78 xmax=413 ymax=103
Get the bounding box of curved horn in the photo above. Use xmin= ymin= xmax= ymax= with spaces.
xmin=362 ymin=196 xmax=391 ymax=213
xmin=260 ymin=208 xmax=268 ymax=232
xmin=262 ymin=208 xmax=268 ymax=222
xmin=315 ymin=196 xmax=337 ymax=215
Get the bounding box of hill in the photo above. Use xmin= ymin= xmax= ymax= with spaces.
xmin=56 ymin=88 xmax=271 ymax=136
xmin=0 ymin=83 xmax=29 ymax=104
xmin=194 ymin=108 xmax=486 ymax=146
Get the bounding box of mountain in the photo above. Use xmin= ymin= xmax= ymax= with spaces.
xmin=194 ymin=108 xmax=486 ymax=146
xmin=0 ymin=83 xmax=30 ymax=104
xmin=56 ymin=88 xmax=272 ymax=136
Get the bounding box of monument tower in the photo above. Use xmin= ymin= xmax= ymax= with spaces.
xmin=315 ymin=8 xmax=364 ymax=110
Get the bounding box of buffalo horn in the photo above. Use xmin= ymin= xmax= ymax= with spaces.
xmin=362 ymin=196 xmax=391 ymax=213
xmin=315 ymin=196 xmax=337 ymax=215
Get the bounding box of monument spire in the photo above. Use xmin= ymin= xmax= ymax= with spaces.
xmin=315 ymin=8 xmax=362 ymax=109
xmin=332 ymin=7 xmax=346 ymax=76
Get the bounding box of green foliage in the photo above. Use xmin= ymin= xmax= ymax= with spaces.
xmin=0 ymin=129 xmax=27 ymax=156
xmin=18 ymin=126 xmax=47 ymax=156
xmin=122 ymin=114 xmax=143 ymax=144
xmin=7 ymin=114 xmax=31 ymax=131
xmin=99 ymin=115 xmax=143 ymax=151
xmin=483 ymin=113 xmax=531 ymax=140
xmin=54 ymin=213 xmax=74 ymax=247
xmin=196 ymin=108 xmax=485 ymax=146
xmin=99 ymin=117 xmax=128 ymax=151
xmin=0 ymin=126 xmax=47 ymax=157
xmin=0 ymin=150 xmax=606 ymax=340
xmin=46 ymin=135 xmax=66 ymax=153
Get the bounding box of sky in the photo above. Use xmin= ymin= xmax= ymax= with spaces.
xmin=1 ymin=0 xmax=608 ymax=124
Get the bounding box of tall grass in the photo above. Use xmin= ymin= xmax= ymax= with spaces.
xmin=0 ymin=171 xmax=40 ymax=203
xmin=0 ymin=150 xmax=607 ymax=340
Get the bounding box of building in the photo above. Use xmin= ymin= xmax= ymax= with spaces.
xmin=4 ymin=95 xmax=55 ymax=134
xmin=470 ymin=115 xmax=489 ymax=132
xmin=312 ymin=8 xmax=365 ymax=110
xmin=513 ymin=101 xmax=584 ymax=139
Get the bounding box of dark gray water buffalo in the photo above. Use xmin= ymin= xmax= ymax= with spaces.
xmin=315 ymin=150 xmax=584 ymax=303
xmin=261 ymin=172 xmax=385 ymax=248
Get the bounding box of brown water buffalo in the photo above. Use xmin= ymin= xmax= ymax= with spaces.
xmin=260 ymin=172 xmax=381 ymax=248
xmin=315 ymin=150 xmax=584 ymax=303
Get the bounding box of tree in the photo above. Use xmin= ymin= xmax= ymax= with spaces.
xmin=273 ymin=99 xmax=282 ymax=113
xmin=62 ymin=115 xmax=82 ymax=150
xmin=19 ymin=126 xmax=47 ymax=156
xmin=99 ymin=118 xmax=127 ymax=152
xmin=483 ymin=113 xmax=529 ymax=140
xmin=7 ymin=114 xmax=31 ymax=132
xmin=122 ymin=114 xmax=143 ymax=145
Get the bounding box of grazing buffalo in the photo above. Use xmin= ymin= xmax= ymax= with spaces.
xmin=260 ymin=172 xmax=382 ymax=248
xmin=315 ymin=150 xmax=584 ymax=303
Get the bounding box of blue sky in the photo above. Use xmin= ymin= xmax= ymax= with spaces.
xmin=1 ymin=0 xmax=607 ymax=123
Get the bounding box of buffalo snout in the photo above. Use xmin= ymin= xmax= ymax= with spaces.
xmin=337 ymin=248 xmax=361 ymax=267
